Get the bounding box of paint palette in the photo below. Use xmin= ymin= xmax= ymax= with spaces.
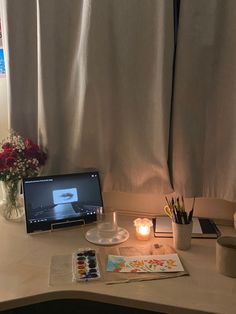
xmin=72 ymin=248 xmax=101 ymax=282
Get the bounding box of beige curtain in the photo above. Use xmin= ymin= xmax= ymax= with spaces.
xmin=171 ymin=0 xmax=236 ymax=201
xmin=0 ymin=0 xmax=174 ymax=194
xmin=4 ymin=0 xmax=235 ymax=201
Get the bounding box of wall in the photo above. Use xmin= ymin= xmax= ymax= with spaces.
xmin=0 ymin=78 xmax=8 ymax=141
xmin=0 ymin=78 xmax=7 ymax=199
xmin=103 ymin=191 xmax=236 ymax=222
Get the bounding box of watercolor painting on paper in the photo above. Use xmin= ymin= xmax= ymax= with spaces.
xmin=107 ymin=253 xmax=184 ymax=273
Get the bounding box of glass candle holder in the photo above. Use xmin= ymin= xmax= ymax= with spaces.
xmin=134 ymin=218 xmax=153 ymax=240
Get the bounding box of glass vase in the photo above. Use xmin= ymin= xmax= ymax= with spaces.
xmin=0 ymin=180 xmax=24 ymax=221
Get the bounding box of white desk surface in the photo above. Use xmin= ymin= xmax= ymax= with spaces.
xmin=0 ymin=214 xmax=236 ymax=314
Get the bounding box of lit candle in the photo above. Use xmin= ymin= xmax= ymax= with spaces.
xmin=134 ymin=218 xmax=153 ymax=241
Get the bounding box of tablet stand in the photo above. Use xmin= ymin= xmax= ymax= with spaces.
xmin=51 ymin=219 xmax=85 ymax=231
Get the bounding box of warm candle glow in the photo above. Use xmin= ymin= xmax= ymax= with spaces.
xmin=139 ymin=224 xmax=150 ymax=235
xmin=134 ymin=218 xmax=153 ymax=241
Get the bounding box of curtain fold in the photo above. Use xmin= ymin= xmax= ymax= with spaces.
xmin=0 ymin=0 xmax=174 ymax=194
xmin=79 ymin=0 xmax=174 ymax=193
xmin=171 ymin=0 xmax=236 ymax=201
xmin=37 ymin=0 xmax=92 ymax=173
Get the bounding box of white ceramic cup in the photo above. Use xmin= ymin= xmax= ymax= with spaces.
xmin=97 ymin=211 xmax=118 ymax=239
xmin=216 ymin=236 xmax=236 ymax=277
xmin=172 ymin=221 xmax=193 ymax=250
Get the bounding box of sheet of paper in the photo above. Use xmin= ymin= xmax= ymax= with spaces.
xmin=192 ymin=217 xmax=203 ymax=233
xmin=49 ymin=254 xmax=73 ymax=286
xmin=156 ymin=216 xmax=172 ymax=232
xmin=107 ymin=253 xmax=184 ymax=273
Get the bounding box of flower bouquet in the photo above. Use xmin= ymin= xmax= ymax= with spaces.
xmin=0 ymin=131 xmax=47 ymax=221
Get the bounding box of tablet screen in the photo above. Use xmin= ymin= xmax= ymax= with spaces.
xmin=23 ymin=171 xmax=103 ymax=233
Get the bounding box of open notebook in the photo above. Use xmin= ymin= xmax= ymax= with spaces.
xmin=153 ymin=216 xmax=221 ymax=238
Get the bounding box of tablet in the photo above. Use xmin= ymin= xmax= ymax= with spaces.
xmin=23 ymin=171 xmax=103 ymax=233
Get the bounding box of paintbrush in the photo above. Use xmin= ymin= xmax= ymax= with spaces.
xmin=188 ymin=197 xmax=195 ymax=223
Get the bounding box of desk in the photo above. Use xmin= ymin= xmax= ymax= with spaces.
xmin=0 ymin=214 xmax=235 ymax=314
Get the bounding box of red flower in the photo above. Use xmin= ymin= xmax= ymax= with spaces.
xmin=24 ymin=145 xmax=39 ymax=158
xmin=0 ymin=149 xmax=12 ymax=164
xmin=0 ymin=131 xmax=47 ymax=180
xmin=0 ymin=155 xmax=5 ymax=170
xmin=5 ymin=156 xmax=16 ymax=167
xmin=24 ymin=141 xmax=47 ymax=166
xmin=2 ymin=142 xmax=12 ymax=149
xmin=2 ymin=147 xmax=13 ymax=156
xmin=146 ymin=259 xmax=165 ymax=266
xmin=38 ymin=151 xmax=47 ymax=165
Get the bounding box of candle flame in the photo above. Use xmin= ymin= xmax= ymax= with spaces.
xmin=138 ymin=224 xmax=150 ymax=235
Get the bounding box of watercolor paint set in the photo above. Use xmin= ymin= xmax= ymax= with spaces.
xmin=72 ymin=248 xmax=101 ymax=282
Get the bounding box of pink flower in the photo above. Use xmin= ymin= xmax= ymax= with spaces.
xmin=25 ymin=138 xmax=34 ymax=148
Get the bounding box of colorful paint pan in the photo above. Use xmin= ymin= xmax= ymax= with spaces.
xmin=72 ymin=248 xmax=101 ymax=282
